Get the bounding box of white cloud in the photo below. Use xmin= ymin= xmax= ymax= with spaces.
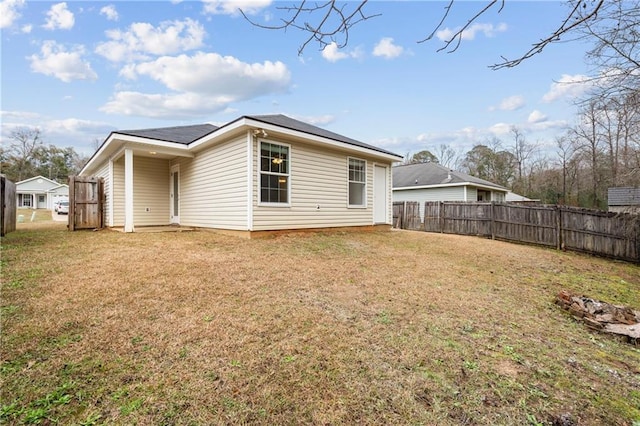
xmin=101 ymin=92 xmax=233 ymax=118
xmin=436 ymin=22 xmax=507 ymax=42
xmin=322 ymin=42 xmax=348 ymax=62
xmin=542 ymin=74 xmax=593 ymax=102
xmin=491 ymin=95 xmax=525 ymax=111
xmin=123 ymin=52 xmax=290 ymax=95
xmin=43 ymin=2 xmax=75 ymax=30
xmin=321 ymin=42 xmax=362 ymax=63
xmin=103 ymin=52 xmax=291 ymax=118
xmin=0 ymin=0 xmax=26 ymax=29
xmin=489 ymin=122 xmax=511 ymax=136
xmin=100 ymin=5 xmax=119 ymax=21
xmin=527 ymin=110 xmax=547 ymax=123
xmin=95 ymin=18 xmax=206 ymax=62
xmin=21 ymin=23 xmax=31 ymax=33
xmin=372 ymin=37 xmax=404 ymax=59
xmin=202 ymin=0 xmax=271 ymax=16
xmin=28 ymin=41 xmax=98 ymax=82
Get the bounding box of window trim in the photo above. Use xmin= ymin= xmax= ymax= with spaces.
xmin=347 ymin=157 xmax=367 ymax=208
xmin=258 ymin=140 xmax=291 ymax=207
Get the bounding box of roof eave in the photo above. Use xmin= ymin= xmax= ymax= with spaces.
xmin=394 ymin=182 xmax=508 ymax=192
xmin=80 ymin=132 xmax=193 ymax=175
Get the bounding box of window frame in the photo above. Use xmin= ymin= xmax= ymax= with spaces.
xmin=347 ymin=157 xmax=367 ymax=208
xmin=258 ymin=141 xmax=291 ymax=207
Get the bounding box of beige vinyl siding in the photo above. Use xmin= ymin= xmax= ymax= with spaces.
xmin=377 ymin=164 xmax=393 ymax=224
xmin=252 ymin=140 xmax=381 ymax=231
xmin=176 ymin=137 xmax=248 ymax=230
xmin=112 ymin=158 xmax=125 ymax=226
xmin=111 ymin=156 xmax=170 ymax=227
xmin=94 ymin=161 xmax=110 ymax=226
xmin=133 ymin=157 xmax=170 ymax=226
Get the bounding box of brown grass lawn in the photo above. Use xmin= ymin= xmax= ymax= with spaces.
xmin=1 ymin=220 xmax=639 ymax=425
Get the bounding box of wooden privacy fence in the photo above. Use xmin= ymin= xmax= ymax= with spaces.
xmin=1 ymin=175 xmax=16 ymax=236
xmin=69 ymin=176 xmax=105 ymax=231
xmin=393 ymin=201 xmax=640 ymax=263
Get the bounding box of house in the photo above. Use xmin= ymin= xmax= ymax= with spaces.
xmin=392 ymin=162 xmax=508 ymax=217
xmin=79 ymin=114 xmax=403 ymax=235
xmin=16 ymin=176 xmax=69 ymax=210
xmin=608 ymin=187 xmax=640 ymax=214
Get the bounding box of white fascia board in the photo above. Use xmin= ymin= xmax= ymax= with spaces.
xmin=189 ymin=118 xmax=246 ymax=151
xmin=80 ymin=133 xmax=193 ymax=175
xmin=190 ymin=117 xmax=402 ymax=162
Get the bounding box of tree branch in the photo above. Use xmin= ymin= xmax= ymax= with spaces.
xmin=490 ymin=0 xmax=604 ymax=69
xmin=241 ymin=0 xmax=380 ymax=55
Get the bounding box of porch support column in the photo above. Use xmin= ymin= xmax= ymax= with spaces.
xmin=124 ymin=148 xmax=134 ymax=233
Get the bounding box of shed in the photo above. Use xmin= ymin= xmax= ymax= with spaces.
xmin=608 ymin=187 xmax=640 ymax=214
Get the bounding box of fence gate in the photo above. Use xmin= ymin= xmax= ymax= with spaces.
xmin=69 ymin=176 xmax=104 ymax=231
xmin=1 ymin=175 xmax=16 ymax=236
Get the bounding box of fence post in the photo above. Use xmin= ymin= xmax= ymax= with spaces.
xmin=490 ymin=202 xmax=495 ymax=240
xmin=68 ymin=176 xmax=75 ymax=231
xmin=439 ymin=201 xmax=444 ymax=233
xmin=556 ymin=205 xmax=562 ymax=251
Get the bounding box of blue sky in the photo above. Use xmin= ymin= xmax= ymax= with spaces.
xmin=1 ymin=1 xmax=596 ymax=159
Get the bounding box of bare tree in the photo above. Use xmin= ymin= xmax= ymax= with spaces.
xmin=508 ymin=126 xmax=539 ymax=194
xmin=555 ymin=135 xmax=577 ymax=204
xmin=571 ymin=101 xmax=605 ymax=208
xmin=435 ymin=144 xmax=460 ymax=169
xmin=4 ymin=128 xmax=43 ymax=181
xmin=581 ymin=1 xmax=640 ymax=100
xmin=244 ymin=0 xmax=606 ymax=69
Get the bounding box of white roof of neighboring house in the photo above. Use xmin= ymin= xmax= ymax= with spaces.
xmin=506 ymin=191 xmax=537 ymax=202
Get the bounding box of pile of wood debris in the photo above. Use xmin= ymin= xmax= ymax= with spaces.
xmin=555 ymin=290 xmax=640 ymax=345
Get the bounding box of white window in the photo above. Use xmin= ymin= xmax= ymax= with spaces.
xmin=348 ymin=158 xmax=366 ymax=207
xmin=260 ymin=142 xmax=290 ymax=204
xmin=20 ymin=194 xmax=32 ymax=207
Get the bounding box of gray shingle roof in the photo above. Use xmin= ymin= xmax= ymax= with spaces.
xmin=245 ymin=114 xmax=400 ymax=157
xmin=393 ymin=162 xmax=507 ymax=190
xmin=608 ymin=187 xmax=640 ymax=206
xmin=118 ymin=124 xmax=218 ymax=144
xmin=111 ymin=114 xmax=400 ymax=158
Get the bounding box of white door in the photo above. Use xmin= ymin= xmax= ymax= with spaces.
xmin=374 ymin=165 xmax=387 ymax=223
xmin=170 ymin=165 xmax=180 ymax=224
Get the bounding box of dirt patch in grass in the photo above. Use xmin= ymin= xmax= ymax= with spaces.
xmin=1 ymin=226 xmax=639 ymax=425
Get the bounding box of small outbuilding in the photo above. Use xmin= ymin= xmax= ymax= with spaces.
xmin=608 ymin=187 xmax=640 ymax=214
xmin=79 ymin=114 xmax=402 ymax=235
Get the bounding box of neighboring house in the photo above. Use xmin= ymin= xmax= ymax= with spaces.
xmin=393 ymin=162 xmax=508 ymax=218
xmin=79 ymin=114 xmax=403 ymax=234
xmin=16 ymin=176 xmax=69 ymax=210
xmin=608 ymin=187 xmax=640 ymax=214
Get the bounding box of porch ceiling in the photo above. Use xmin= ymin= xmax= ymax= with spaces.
xmin=110 ymin=140 xmax=195 ymax=161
